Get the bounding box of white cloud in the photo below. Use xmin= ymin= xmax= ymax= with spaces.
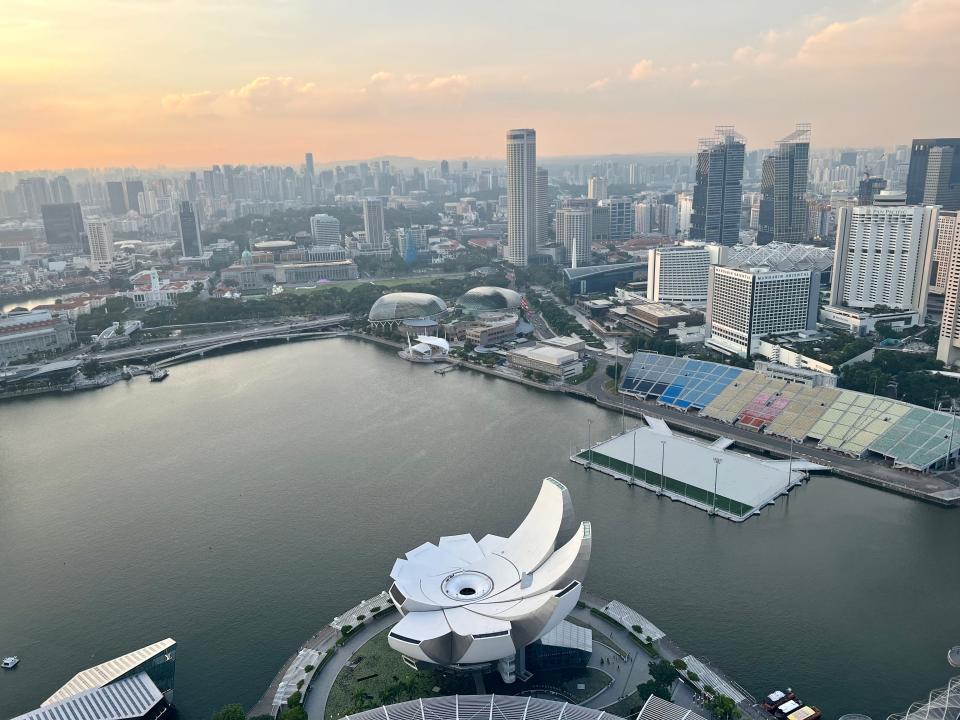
xmin=732 ymin=45 xmax=775 ymax=65
xmin=629 ymin=59 xmax=655 ymax=80
xmin=408 ymin=74 xmax=469 ymax=92
xmin=587 ymin=77 xmax=609 ymax=91
xmin=369 ymin=71 xmax=393 ymax=83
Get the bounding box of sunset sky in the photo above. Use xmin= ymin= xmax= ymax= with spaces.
xmin=2 ymin=0 xmax=958 ymax=171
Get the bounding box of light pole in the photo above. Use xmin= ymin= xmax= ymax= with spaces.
xmin=631 ymin=428 xmax=638 ymax=486
xmin=787 ymin=438 xmax=794 ymax=490
xmin=587 ymin=418 xmax=593 ymax=469
xmin=711 ymin=457 xmax=722 ymax=516
xmin=658 ymin=440 xmax=667 ymax=496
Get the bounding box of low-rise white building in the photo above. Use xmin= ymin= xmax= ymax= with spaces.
xmin=507 ymin=344 xmax=584 ymax=380
xmin=0 ymin=309 xmax=76 ymax=362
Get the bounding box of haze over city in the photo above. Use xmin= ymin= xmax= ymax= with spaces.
xmin=3 ymin=0 xmax=960 ymax=169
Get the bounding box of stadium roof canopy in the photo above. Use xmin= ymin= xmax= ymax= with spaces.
xmin=341 ymin=695 xmax=624 ymax=720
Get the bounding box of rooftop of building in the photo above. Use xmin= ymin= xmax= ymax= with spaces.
xmin=509 ymin=344 xmax=580 ymax=365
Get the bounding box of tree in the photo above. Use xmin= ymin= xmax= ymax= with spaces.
xmin=80 ymin=358 xmax=101 ymax=378
xmin=286 ymin=690 xmax=302 ymax=708
xmin=212 ymin=704 xmax=246 ymax=720
xmin=278 ymin=706 xmax=307 ymax=720
xmin=637 ymin=679 xmax=672 ymax=703
xmin=672 ymin=659 xmax=688 ymax=672
xmin=706 ymin=695 xmax=741 ymax=720
xmin=648 ymin=659 xmax=679 ymax=687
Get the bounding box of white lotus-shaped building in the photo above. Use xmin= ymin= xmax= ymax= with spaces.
xmin=387 ymin=478 xmax=591 ymax=682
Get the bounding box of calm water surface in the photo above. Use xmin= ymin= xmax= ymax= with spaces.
xmin=1 ymin=338 xmax=957 ymax=720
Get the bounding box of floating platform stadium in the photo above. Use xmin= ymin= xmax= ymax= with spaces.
xmin=620 ymin=352 xmax=960 ymax=472
xmin=571 ymin=415 xmax=825 ymax=521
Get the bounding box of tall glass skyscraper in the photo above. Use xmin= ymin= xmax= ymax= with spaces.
xmin=506 ymin=128 xmax=537 ymax=266
xmin=177 ymin=200 xmax=203 ymax=257
xmin=757 ymin=124 xmax=810 ymax=245
xmin=906 ymin=138 xmax=960 ymax=210
xmin=691 ymin=126 xmax=745 ymax=246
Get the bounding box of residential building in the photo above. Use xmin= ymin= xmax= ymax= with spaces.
xmin=706 ymin=266 xmax=819 ymax=357
xmin=506 ymin=344 xmax=584 ymax=380
xmin=41 ymin=202 xmax=85 ymax=253
xmin=936 ymin=211 xmax=960 ymax=364
xmin=587 ymin=176 xmax=608 ymax=201
xmin=691 ymin=126 xmax=745 ymax=246
xmin=931 ymin=210 xmax=959 ymax=294
xmin=177 ymin=200 xmax=203 ymax=257
xmin=0 ymin=308 xmax=77 ymax=362
xmin=310 ymin=213 xmax=341 ymax=244
xmin=556 ymin=207 xmax=592 ymax=268
xmin=604 ymin=197 xmax=635 ymax=242
xmin=536 ymin=166 xmax=549 ymax=247
xmin=757 ymin=124 xmax=810 ymax=244
xmin=506 ymin=128 xmax=537 ymax=265
xmin=646 ymin=245 xmax=712 ymax=304
xmin=906 ymin=137 xmax=960 ymax=210
xmin=362 ymin=198 xmax=387 ymax=247
xmin=84 ymin=217 xmax=113 ymax=270
xmin=830 ymin=205 xmax=937 ymax=316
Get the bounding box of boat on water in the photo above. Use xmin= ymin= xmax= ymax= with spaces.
xmin=398 ymin=335 xmax=450 ymax=364
xmin=150 ymin=368 xmax=170 ymax=382
xmin=763 ymin=689 xmax=820 ymax=720
xmin=2 ymin=656 xmax=19 ymax=669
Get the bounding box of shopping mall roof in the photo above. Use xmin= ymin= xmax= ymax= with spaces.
xmin=342 ymin=696 xmax=623 ymax=720
xmin=723 ymin=242 xmax=834 ymax=273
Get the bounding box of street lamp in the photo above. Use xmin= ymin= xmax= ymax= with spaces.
xmin=658 ymin=440 xmax=667 ymax=496
xmin=631 ymin=428 xmax=638 ymax=486
xmin=787 ymin=438 xmax=794 ymax=491
xmin=587 ymin=418 xmax=594 ymax=469
xmin=711 ymin=457 xmax=722 ymax=516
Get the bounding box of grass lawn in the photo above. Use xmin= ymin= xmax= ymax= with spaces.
xmin=324 ymin=629 xmax=472 ymax=720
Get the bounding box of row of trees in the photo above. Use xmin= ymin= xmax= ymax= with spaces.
xmin=839 ymin=349 xmax=960 ymax=407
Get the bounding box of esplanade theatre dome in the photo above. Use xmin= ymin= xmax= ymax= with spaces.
xmin=368 ymin=292 xmax=448 ymax=324
xmin=457 ymin=286 xmax=522 ymax=313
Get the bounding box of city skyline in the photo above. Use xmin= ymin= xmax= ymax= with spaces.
xmin=2 ymin=0 xmax=959 ymax=170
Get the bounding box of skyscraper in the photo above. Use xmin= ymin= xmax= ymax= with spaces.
xmin=756 ymin=124 xmax=810 ymax=245
xmin=556 ymin=207 xmax=592 ymax=268
xmin=603 ymin=197 xmax=635 ymax=241
xmin=305 ymin=152 xmax=316 ymax=204
xmin=857 ymin=176 xmax=887 ymax=206
xmin=177 ymin=200 xmax=203 ymax=257
xmin=41 ymin=203 xmax=85 ymax=253
xmin=691 ymin=126 xmax=745 ymax=246
xmin=51 ymin=176 xmax=74 ymax=205
xmin=84 ymin=217 xmax=114 ymax=270
xmin=536 ymin=166 xmax=549 ymax=247
xmin=362 ymin=198 xmax=386 ymax=247
xmin=506 ymin=128 xmax=537 ymax=266
xmin=125 ymin=180 xmax=145 ymax=215
xmin=830 ymin=205 xmax=937 ymax=315
xmin=587 ymin=176 xmax=608 ymax=201
xmin=906 ymin=138 xmax=960 ymax=210
xmin=935 ymin=211 xmax=960 ymax=364
xmin=310 ymin=213 xmax=341 ymax=244
xmin=106 ymin=181 xmax=127 ymax=215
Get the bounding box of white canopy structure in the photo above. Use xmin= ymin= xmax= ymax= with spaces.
xmin=387 ymin=478 xmax=591 ymax=682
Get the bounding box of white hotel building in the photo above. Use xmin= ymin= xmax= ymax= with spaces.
xmin=646 ymin=245 xmax=714 ymax=304
xmin=829 ymin=205 xmax=938 ymax=316
xmin=706 ymin=266 xmax=820 ymax=357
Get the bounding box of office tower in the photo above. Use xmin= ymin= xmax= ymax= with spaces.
xmin=830 ymin=205 xmax=937 ymax=316
xmin=304 ymin=152 xmax=316 ymax=204
xmin=906 ymin=138 xmax=960 ymax=210
xmin=857 ymin=176 xmax=887 ymax=206
xmin=930 ymin=210 xmax=958 ymax=295
xmin=691 ymin=126 xmax=745 ymax=246
xmin=587 ymin=176 xmax=608 ymax=201
xmin=125 ymin=180 xmax=145 ymax=214
xmin=706 ymin=266 xmax=819 ymax=357
xmin=591 ymin=204 xmax=609 ymax=242
xmin=51 ymin=176 xmax=74 ymax=205
xmin=604 ymin=197 xmax=635 ymax=241
xmin=536 ymin=166 xmax=549 ymax=247
xmin=310 ymin=213 xmax=341 ymax=244
xmin=397 ymin=226 xmax=429 ymax=254
xmin=17 ymin=177 xmax=51 ymax=216
xmin=85 ymin=217 xmax=114 ymax=270
xmin=106 ymin=181 xmax=127 ymax=215
xmin=647 ymin=245 xmax=712 ymax=304
xmin=506 ymin=128 xmax=537 ymax=266
xmin=177 ymin=200 xmax=203 ymax=257
xmin=935 ymin=212 xmax=960 ymax=364
xmin=41 ymin=203 xmax=85 ymax=253
xmin=756 ymin=124 xmax=810 ymax=245
xmin=556 ymin=207 xmax=592 ymax=268
xmin=440 ymin=160 xmax=450 ymax=177
xmin=677 ymin=193 xmax=693 ymax=236
xmin=635 ymin=202 xmax=653 ymax=234
xmin=362 ymin=197 xmax=387 ymax=247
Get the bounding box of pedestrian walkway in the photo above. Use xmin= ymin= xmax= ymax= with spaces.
xmin=601 ymin=601 xmax=666 ymax=642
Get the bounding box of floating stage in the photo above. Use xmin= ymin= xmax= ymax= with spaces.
xmin=570 ymin=415 xmax=826 ymax=521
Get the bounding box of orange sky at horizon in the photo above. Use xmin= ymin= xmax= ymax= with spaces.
xmin=2 ymin=0 xmax=959 ymax=172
